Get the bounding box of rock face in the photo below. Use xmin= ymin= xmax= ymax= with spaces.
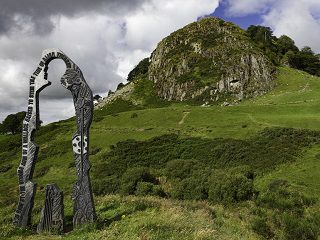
xmin=95 ymin=82 xmax=137 ymax=109
xmin=148 ymin=17 xmax=276 ymax=102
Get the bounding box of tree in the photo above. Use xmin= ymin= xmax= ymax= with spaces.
xmin=277 ymin=35 xmax=299 ymax=55
xmin=288 ymin=46 xmax=320 ymax=76
xmin=2 ymin=111 xmax=26 ymax=135
xmin=247 ymin=25 xmax=320 ymax=76
xmin=127 ymin=58 xmax=150 ymax=82
xmin=107 ymin=90 xmax=114 ymax=96
xmin=247 ymin=25 xmax=279 ymax=64
xmin=93 ymin=95 xmax=102 ymax=101
xmin=247 ymin=25 xmax=275 ymax=49
xmin=301 ymin=46 xmax=314 ymax=54
xmin=116 ymin=82 xmax=125 ymax=90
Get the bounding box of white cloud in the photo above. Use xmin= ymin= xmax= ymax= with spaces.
xmin=225 ymin=0 xmax=320 ymax=53
xmin=118 ymin=0 xmax=219 ymax=78
xmin=262 ymin=0 xmax=320 ymax=52
xmin=0 ymin=0 xmax=219 ymax=123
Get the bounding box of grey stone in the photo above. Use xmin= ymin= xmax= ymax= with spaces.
xmin=13 ymin=49 xmax=96 ymax=229
xmin=37 ymin=184 xmax=64 ymax=234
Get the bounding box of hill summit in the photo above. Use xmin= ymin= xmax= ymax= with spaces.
xmin=148 ymin=17 xmax=276 ymax=102
xmin=100 ymin=17 xmax=277 ymax=107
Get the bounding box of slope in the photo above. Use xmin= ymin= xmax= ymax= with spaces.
xmin=1 ymin=66 xmax=320 ymax=239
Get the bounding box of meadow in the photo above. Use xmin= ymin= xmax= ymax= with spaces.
xmin=1 ymin=67 xmax=320 ymax=239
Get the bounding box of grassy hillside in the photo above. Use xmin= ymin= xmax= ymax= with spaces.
xmin=1 ymin=67 xmax=320 ymax=239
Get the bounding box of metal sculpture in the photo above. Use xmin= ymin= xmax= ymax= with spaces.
xmin=13 ymin=49 xmax=96 ymax=229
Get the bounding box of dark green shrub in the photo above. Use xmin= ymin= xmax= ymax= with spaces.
xmin=171 ymin=176 xmax=208 ymax=200
xmin=228 ymin=165 xmax=255 ymax=180
xmin=135 ymin=182 xmax=165 ymax=197
xmin=91 ymin=128 xmax=320 ymax=202
xmin=120 ymin=167 xmax=157 ymax=195
xmin=135 ymin=182 xmax=154 ymax=196
xmin=116 ymin=83 xmax=125 ymax=90
xmin=208 ymin=169 xmax=255 ymax=204
xmin=151 ymin=185 xmax=166 ymax=197
xmin=92 ymin=175 xmax=120 ymax=195
xmin=165 ymin=159 xmax=202 ymax=179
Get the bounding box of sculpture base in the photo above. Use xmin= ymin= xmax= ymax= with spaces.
xmin=37 ymin=184 xmax=64 ymax=234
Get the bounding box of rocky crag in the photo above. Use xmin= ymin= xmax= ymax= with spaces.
xmin=101 ymin=17 xmax=276 ymax=106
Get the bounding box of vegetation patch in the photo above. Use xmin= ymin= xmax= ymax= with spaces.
xmin=132 ymin=76 xmax=170 ymax=107
xmin=252 ymin=180 xmax=320 ymax=240
xmin=92 ymin=127 xmax=320 ymax=204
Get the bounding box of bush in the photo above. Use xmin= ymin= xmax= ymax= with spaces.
xmin=165 ymin=159 xmax=202 ymax=180
xmin=90 ymin=128 xmax=320 ymax=202
xmin=135 ymin=182 xmax=154 ymax=196
xmin=92 ymin=175 xmax=120 ymax=196
xmin=208 ymin=168 xmax=256 ymax=204
xmin=287 ymin=46 xmax=320 ymax=76
xmin=135 ymin=182 xmax=165 ymax=197
xmin=171 ymin=176 xmax=208 ymax=200
xmin=120 ymin=167 xmax=158 ymax=195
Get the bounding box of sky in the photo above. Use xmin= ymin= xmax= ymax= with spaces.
xmin=1 ymin=0 xmax=320 ymax=123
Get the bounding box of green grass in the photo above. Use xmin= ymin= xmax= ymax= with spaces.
xmin=256 ymin=144 xmax=320 ymax=198
xmin=2 ymin=67 xmax=320 ymax=239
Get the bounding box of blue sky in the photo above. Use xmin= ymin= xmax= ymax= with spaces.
xmin=211 ymin=2 xmax=262 ymax=29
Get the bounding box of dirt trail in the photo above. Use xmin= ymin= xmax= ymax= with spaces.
xmin=179 ymin=112 xmax=190 ymax=125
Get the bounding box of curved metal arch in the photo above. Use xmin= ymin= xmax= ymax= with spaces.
xmin=13 ymin=49 xmax=96 ymax=228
